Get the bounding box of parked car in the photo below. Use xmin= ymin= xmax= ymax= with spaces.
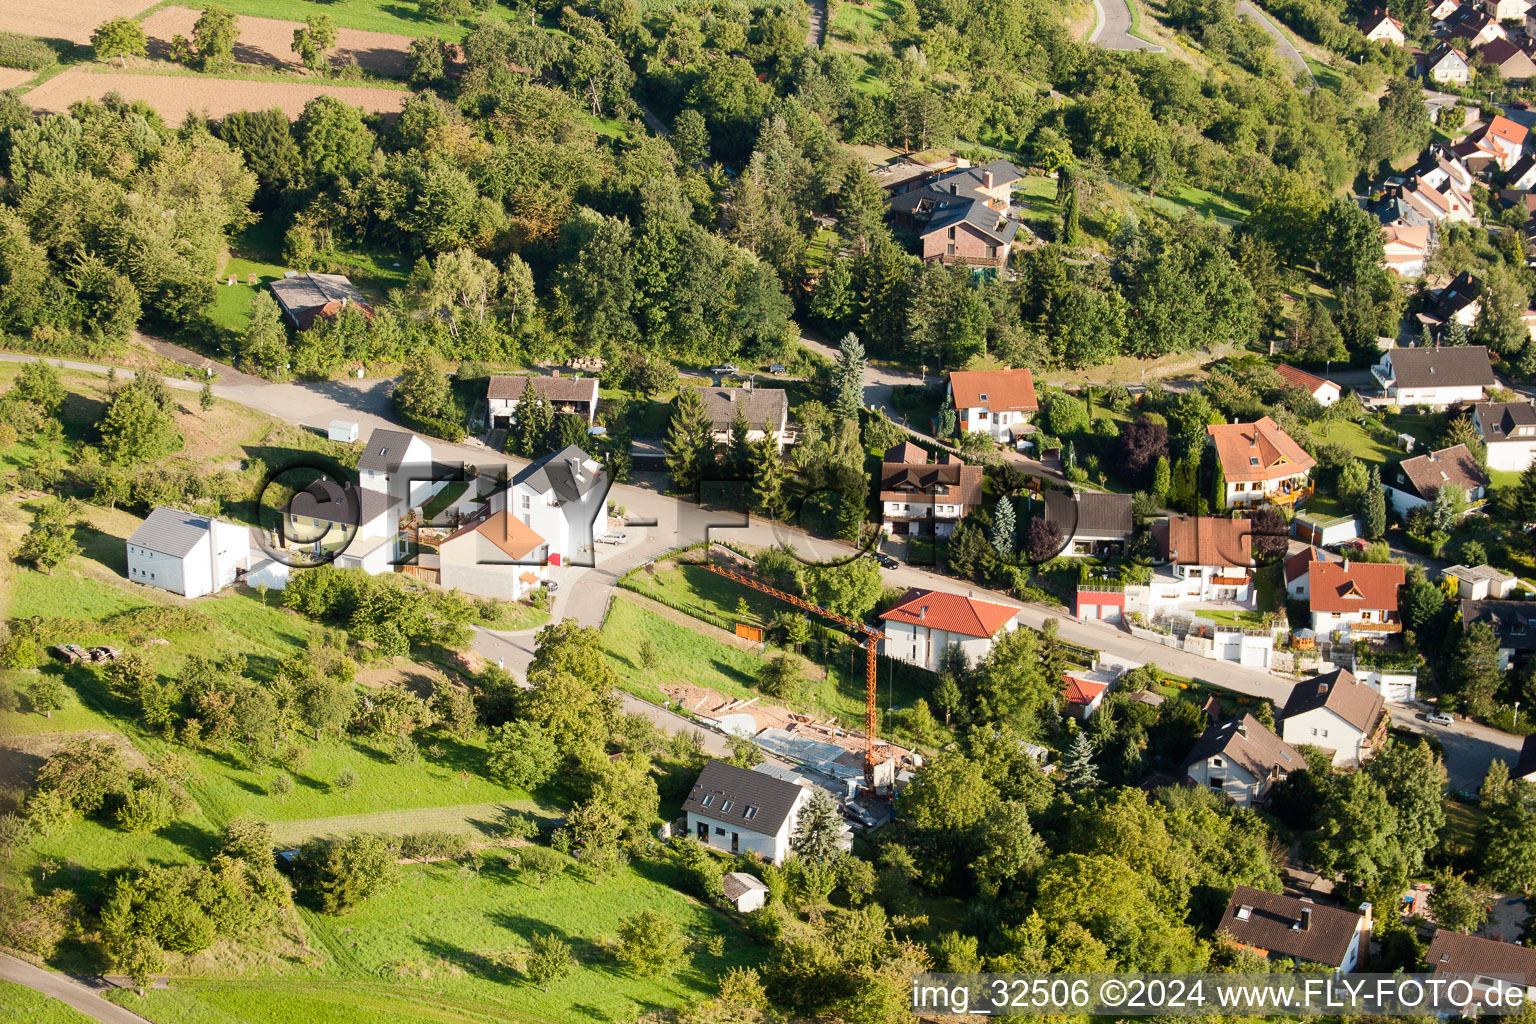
xmin=768 ymin=363 xmax=787 ymax=374
xmin=710 ymin=364 xmax=739 ymax=375
xmin=844 ymin=802 xmax=879 ymax=827
xmin=597 ymin=531 xmax=629 ymax=545
xmin=542 ymin=580 xmax=559 ymax=593
xmin=1425 ymin=711 xmax=1455 ymax=726
xmin=873 ymin=551 xmax=898 ymax=569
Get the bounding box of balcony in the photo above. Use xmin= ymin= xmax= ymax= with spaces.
xmin=1263 ymin=483 xmax=1313 ymax=508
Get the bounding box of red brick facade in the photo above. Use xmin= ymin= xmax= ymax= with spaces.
xmin=921 ymin=223 xmax=1009 ymax=267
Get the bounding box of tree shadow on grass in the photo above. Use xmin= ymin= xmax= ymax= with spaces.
xmin=708 ymin=658 xmax=755 ymax=687
xmin=156 ymin=818 xmax=220 ymax=860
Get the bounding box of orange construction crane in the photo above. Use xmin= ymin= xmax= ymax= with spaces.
xmin=702 ymin=561 xmax=886 ymax=793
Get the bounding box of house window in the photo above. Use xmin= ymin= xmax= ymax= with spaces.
xmin=1209 ymin=776 xmax=1225 ymax=789
xmin=1321 ymin=730 xmax=1329 ymax=738
xmin=1211 ymin=756 xmax=1224 ymax=768
xmin=987 ymin=245 xmax=998 ymax=259
xmin=947 ymin=244 xmax=955 ymax=256
xmin=947 ymin=227 xmax=956 ymax=240
xmin=714 ymin=826 xmax=725 ymax=836
xmin=1311 ymin=728 xmax=1318 ymax=736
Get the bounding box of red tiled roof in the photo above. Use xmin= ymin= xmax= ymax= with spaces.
xmin=1207 ymin=416 xmax=1317 ymax=483
xmin=948 ymin=368 xmax=1038 ymax=413
xmin=1274 ymin=364 xmax=1335 ymax=395
xmin=1153 ymin=515 xmax=1253 ymax=569
xmin=1062 ymin=676 xmax=1109 ymax=706
xmin=1285 ymin=546 xmax=1334 ymax=585
xmin=443 ymin=509 xmax=545 ymax=560
xmin=880 ymin=588 xmax=1019 ymax=638
xmin=1308 ymin=561 xmax=1405 ymax=613
xmin=1487 ymin=115 xmax=1529 ymax=147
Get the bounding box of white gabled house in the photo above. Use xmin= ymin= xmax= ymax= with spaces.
xmin=878 ymin=588 xmax=1021 ymax=672
xmin=683 ymin=760 xmax=811 ymax=865
xmin=947 ymin=368 xmax=1039 ymax=445
xmin=1472 ymin=400 xmax=1536 ymax=472
xmin=126 ymin=507 xmax=251 ymax=599
xmin=1371 ymin=344 xmax=1496 ymax=408
xmin=1280 ymin=669 xmax=1387 ymax=767
xmin=1386 ymin=444 xmax=1490 ymax=516
xmin=1183 ymin=714 xmax=1301 ymax=809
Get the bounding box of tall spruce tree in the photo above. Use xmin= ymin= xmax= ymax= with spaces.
xmin=1061 ymin=731 xmax=1099 ymax=791
xmin=1360 ymin=466 xmax=1386 ymax=540
xmin=665 ymin=386 xmax=714 ymax=495
xmin=834 ymin=333 xmax=866 ymax=421
xmin=990 ymin=498 xmax=1016 ymax=557
xmin=513 ymin=381 xmax=553 ymax=457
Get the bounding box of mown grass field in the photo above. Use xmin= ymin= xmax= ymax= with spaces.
xmin=211 ymin=0 xmax=500 ymax=41
xmin=0 ymin=979 xmax=96 ymax=1024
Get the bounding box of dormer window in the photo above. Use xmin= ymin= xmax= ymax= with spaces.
xmin=1237 ymin=905 xmax=1254 ymax=921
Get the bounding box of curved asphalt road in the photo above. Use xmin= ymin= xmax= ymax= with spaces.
xmin=1236 ymin=0 xmax=1316 ymax=88
xmin=0 ymin=954 xmax=155 ymax=1024
xmin=1090 ymin=0 xmax=1165 ymax=52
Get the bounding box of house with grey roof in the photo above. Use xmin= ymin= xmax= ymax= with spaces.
xmin=1473 ymin=400 xmax=1536 ymax=471
xmin=699 ymin=386 xmax=793 ymax=451
xmin=126 ymin=507 xmax=251 ymax=599
xmin=683 ymin=759 xmax=812 ymax=864
xmin=1041 ymin=489 xmax=1135 ymax=557
xmin=1461 ymin=598 xmax=1536 ymax=669
xmin=1386 ymin=443 xmax=1489 ymax=516
xmin=1184 ymin=714 xmax=1301 ymax=808
xmin=888 ymin=159 xmax=1024 ymax=270
xmin=280 ymin=478 xmax=402 ymax=574
xmin=487 ymin=374 xmax=600 ymax=428
xmin=355 ymin=427 xmax=447 ymax=564
xmin=507 ymin=444 xmax=610 ymax=569
xmin=269 ymin=272 xmax=372 ymax=331
xmin=1371 ymin=343 xmax=1496 ymax=407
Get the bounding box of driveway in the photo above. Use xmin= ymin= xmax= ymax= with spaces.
xmin=0 ymin=953 xmax=156 ymax=1024
xmin=1090 ymin=0 xmax=1165 ymax=52
xmin=1389 ymin=707 xmax=1526 ymax=793
xmin=1235 ymin=0 xmax=1316 ymax=88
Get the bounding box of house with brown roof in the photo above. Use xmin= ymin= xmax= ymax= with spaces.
xmin=1207 ymin=417 xmax=1317 ymax=510
xmin=878 ymin=441 xmax=982 ymax=538
xmin=1281 ymin=669 xmax=1388 ymax=766
xmin=699 ymin=386 xmax=793 ymax=452
xmin=1426 ymin=930 xmax=1536 ymax=1007
xmin=1284 ymin=546 xmax=1336 ymax=601
xmin=1275 ymin=364 xmax=1342 ymax=406
xmin=1372 ymin=343 xmax=1496 ymax=407
xmin=1447 ymin=6 xmax=1510 ymax=50
xmin=1359 ymin=7 xmax=1406 ymax=43
xmin=1387 ymin=443 xmax=1490 ymax=515
xmin=947 ymin=368 xmax=1038 ymax=444
xmin=1148 ymin=515 xmax=1255 ymax=607
xmin=1472 ymin=399 xmax=1536 ymax=471
xmin=1184 ymin=715 xmax=1301 ymax=808
xmin=879 ymin=588 xmax=1021 ymax=672
xmin=487 ymin=374 xmax=599 ymax=428
xmin=437 ymin=507 xmax=550 ymax=601
xmin=1308 ymin=559 xmax=1406 ymax=636
xmin=1452 ymin=114 xmax=1528 ymax=172
xmin=1479 ymin=36 xmax=1536 ymax=79
xmin=1220 ymin=886 xmax=1372 ymax=971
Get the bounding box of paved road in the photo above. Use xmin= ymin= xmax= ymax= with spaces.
xmin=0 ymin=954 xmax=155 ymax=1024
xmin=1389 ymin=707 xmax=1525 ymax=793
xmin=1089 ymin=0 xmax=1165 ymax=52
xmin=1235 ymin=0 xmax=1316 ymax=89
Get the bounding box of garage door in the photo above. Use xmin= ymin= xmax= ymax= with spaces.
xmin=1100 ymin=605 xmax=1122 ymax=624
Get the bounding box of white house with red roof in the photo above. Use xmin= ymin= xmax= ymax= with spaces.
xmin=1308 ymin=559 xmax=1406 ymax=636
xmin=1358 ymin=7 xmax=1406 ymax=44
xmin=947 ymin=368 xmax=1039 ymax=445
xmin=1453 ymin=115 xmax=1528 ymax=172
xmin=1061 ymin=666 xmax=1120 ymax=719
xmin=879 ymin=588 xmax=1020 ymax=672
xmin=1274 ymin=364 xmax=1341 ymax=407
xmin=1285 ymin=546 xmax=1336 ymax=601
xmin=1380 ymin=224 xmax=1430 ymax=278
xmin=1206 ymin=417 xmax=1317 ymax=510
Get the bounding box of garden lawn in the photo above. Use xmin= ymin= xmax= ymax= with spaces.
xmin=0 ymin=979 xmax=96 ymax=1024
xmin=619 ymin=562 xmax=783 ymax=629
xmin=1310 ymin=418 xmax=1401 ymax=465
xmin=107 ymin=854 xmax=756 ymax=1024
xmin=1197 ymin=608 xmax=1269 ymax=629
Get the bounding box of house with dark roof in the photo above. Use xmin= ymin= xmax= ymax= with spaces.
xmin=126 ymin=507 xmax=251 ymax=599
xmin=1359 ymin=7 xmax=1406 ymax=43
xmin=1461 ymin=598 xmax=1536 ymax=668
xmin=888 ymin=159 xmax=1024 ymax=269
xmin=1275 ymin=364 xmax=1342 ymax=406
xmin=1207 ymin=416 xmax=1317 ymax=510
xmin=1184 ymin=715 xmax=1301 ymax=808
xmin=269 ymin=272 xmax=373 ymax=331
xmin=947 ymin=368 xmax=1039 ymax=444
xmin=683 ymin=759 xmax=811 ymax=864
xmin=487 ymin=374 xmax=600 ymax=428
xmin=1473 ymin=400 xmax=1536 ymax=471
xmin=1281 ymin=669 xmax=1387 ymax=766
xmin=1307 ymin=559 xmax=1406 ymax=637
xmin=506 ymin=444 xmax=609 ymax=568
xmin=1387 ymin=443 xmax=1490 ymax=515
xmin=281 ymin=478 xmax=402 ymax=574
xmin=1447 ymin=6 xmax=1509 ymax=50
xmin=878 ymin=441 xmax=983 ymax=538
xmin=879 ymin=588 xmax=1021 ymax=672
xmin=1220 ymin=886 xmax=1372 ymax=971
xmin=1426 ymin=930 xmax=1536 ymax=1006
xmin=1041 ymin=489 xmax=1134 ymax=557
xmin=722 ymin=871 xmax=770 ymax=912
xmin=1513 ymin=732 xmax=1536 ymax=781
xmin=356 ymin=427 xmax=441 ymax=565
xmin=1372 ymin=343 xmax=1496 ymax=407
xmin=698 ymin=386 xmax=793 ymax=451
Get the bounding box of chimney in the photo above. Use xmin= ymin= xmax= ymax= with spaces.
xmin=1237 ymin=722 xmax=1248 ymax=737
xmin=729 ymin=391 xmax=737 ymax=403
xmin=1359 ymin=901 xmax=1373 ymax=943
xmin=1318 ymin=681 xmax=1330 ymax=695
xmin=1343 ymin=559 xmax=1350 ymax=571
xmin=341 ymin=296 xmax=348 ymax=307
xmin=950 ymin=183 xmax=958 ymax=195
xmin=918 ymin=606 xmax=927 ymax=620
xmin=1300 ymin=907 xmax=1312 ymax=931
xmin=983 ymin=169 xmax=994 ymax=189
xmin=567 ymin=457 xmax=582 ymax=482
